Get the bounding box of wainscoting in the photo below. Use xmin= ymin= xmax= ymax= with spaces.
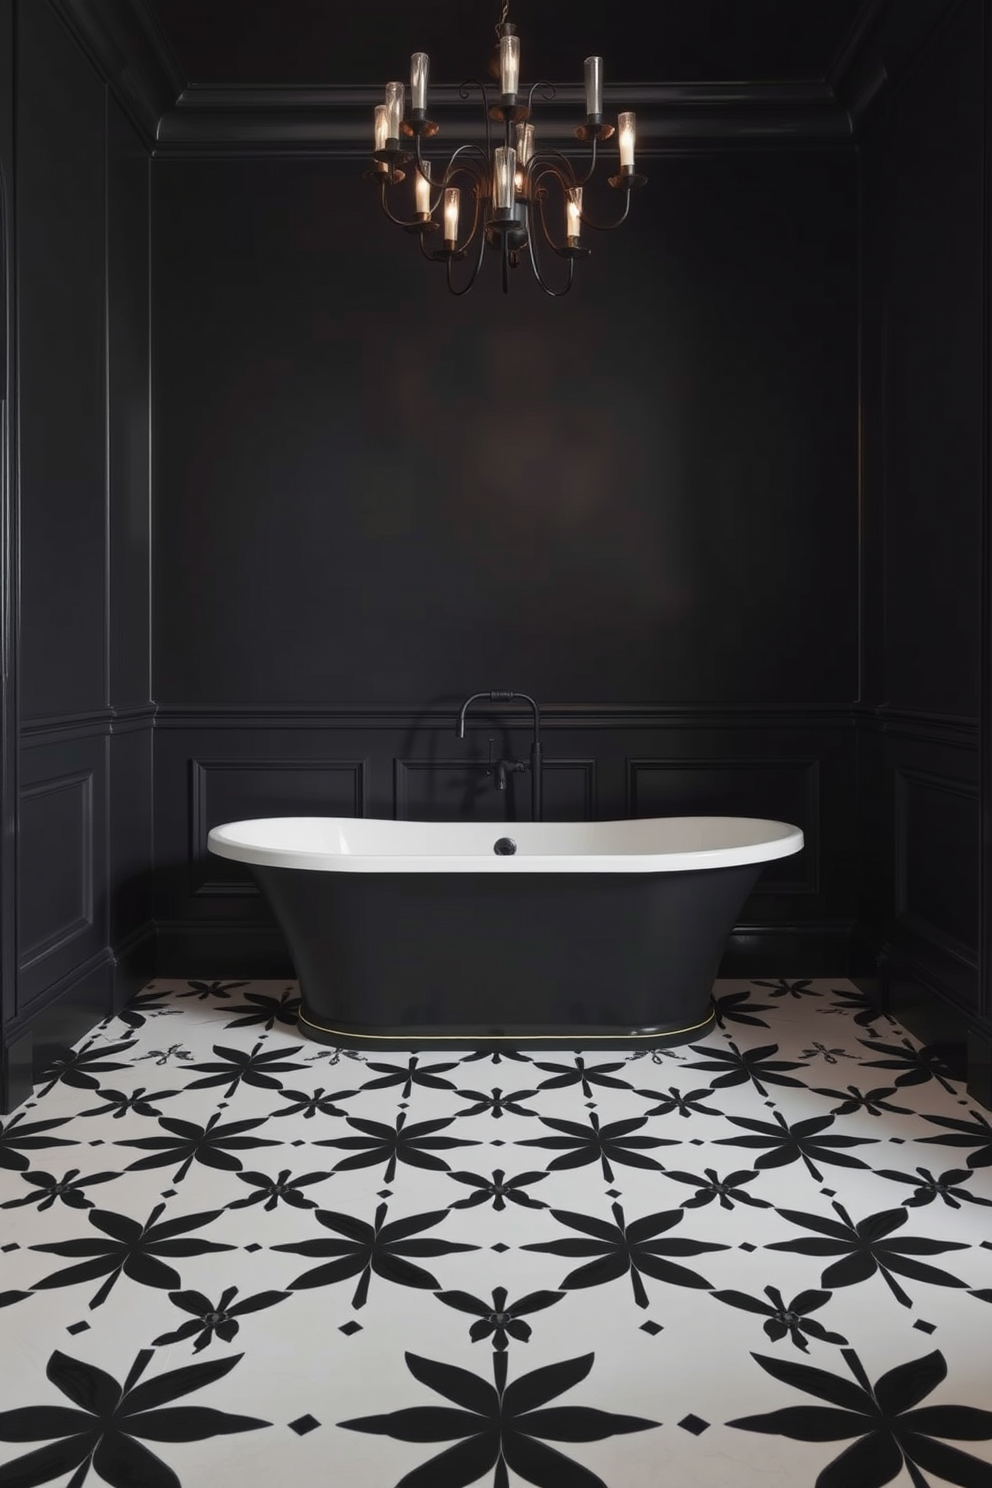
xmin=153 ymin=705 xmax=857 ymax=981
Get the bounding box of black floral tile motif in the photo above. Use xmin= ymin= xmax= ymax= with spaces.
xmin=184 ymin=1042 xmax=310 ymax=1097
xmin=434 ymin=1285 xmax=565 ymax=1349
xmin=153 ymin=1287 xmax=291 ymax=1352
xmin=35 ymin=1040 xmax=138 ymax=1098
xmin=712 ymin=989 xmax=773 ymax=1029
xmin=0 ymin=1112 xmax=78 ymax=1170
xmin=339 ymin=1349 xmax=659 ymax=1488
xmin=315 ymin=1112 xmax=481 ymax=1181
xmin=446 ymin=1166 xmax=549 ymax=1211
xmin=710 ymin=1284 xmax=848 ymax=1351
xmin=914 ymin=1109 xmax=992 ymax=1168
xmin=2 ymin=976 xmax=991 ymax=1488
xmin=522 ymin=1202 xmax=728 ymax=1307
xmin=766 ymin=1203 xmax=972 ymax=1308
xmin=30 ymin=1204 xmax=237 ymax=1309
xmin=857 ymin=1036 xmax=958 ymax=1092
xmin=0 ymin=1348 xmax=268 ymax=1486
xmin=116 ymin=1111 xmax=281 ymax=1181
xmin=713 ymin=1110 xmax=878 ymax=1181
xmin=272 ymin=1201 xmax=478 ymax=1307
xmin=682 ymin=1040 xmax=809 ymax=1097
xmin=1 ymin=1167 xmax=119 ymax=1212
xmin=873 ymin=1165 xmax=992 ymax=1209
xmin=516 ymin=1112 xmax=679 ymax=1182
xmin=728 ymin=1347 xmax=992 ymax=1488
xmin=657 ymin=1166 xmax=772 ymax=1210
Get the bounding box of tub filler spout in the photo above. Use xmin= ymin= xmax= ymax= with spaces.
xmin=457 ymin=690 xmax=543 ymax=822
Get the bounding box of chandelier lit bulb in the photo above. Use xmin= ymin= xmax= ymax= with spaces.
xmin=367 ymin=3 xmax=647 ymax=296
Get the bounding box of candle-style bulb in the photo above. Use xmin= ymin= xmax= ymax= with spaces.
xmin=373 ymin=103 xmax=389 ymax=153
xmin=566 ymin=186 xmax=583 ymax=244
xmin=384 ymin=80 xmax=405 ymax=141
xmin=415 ymin=161 xmax=432 ymax=217
xmin=410 ymin=52 xmax=429 ymax=113
xmin=493 ymin=146 xmax=516 ymax=210
xmin=499 ymin=31 xmax=520 ymax=98
xmin=618 ymin=111 xmax=636 ymax=169
xmin=515 ymin=121 xmax=534 ymax=167
xmin=584 ymin=56 xmax=603 ymax=118
xmin=444 ymin=186 xmax=460 ymax=246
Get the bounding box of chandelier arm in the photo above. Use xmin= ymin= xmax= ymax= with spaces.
xmin=573 ymin=187 xmax=634 ymax=233
xmin=572 ymin=134 xmax=599 ymax=188
xmin=526 ymin=211 xmax=575 ymax=297
xmin=526 ymin=79 xmax=556 ymax=112
xmin=459 ymin=78 xmax=494 ymax=161
xmin=532 ymin=169 xmax=570 ymax=255
xmin=445 ymin=219 xmax=487 ymax=295
xmin=378 ymin=177 xmax=428 ymax=229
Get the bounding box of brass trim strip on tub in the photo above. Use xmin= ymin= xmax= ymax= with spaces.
xmin=297 ymin=1008 xmax=715 ymax=1042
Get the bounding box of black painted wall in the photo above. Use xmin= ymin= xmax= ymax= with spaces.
xmin=7 ymin=0 xmax=992 ymax=1112
xmin=1 ymin=0 xmax=154 ymax=1110
xmin=857 ymin=0 xmax=991 ymax=1101
xmin=149 ymin=150 xmax=860 ymax=972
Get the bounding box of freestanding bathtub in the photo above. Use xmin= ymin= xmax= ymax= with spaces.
xmin=207 ymin=815 xmax=803 ymax=1051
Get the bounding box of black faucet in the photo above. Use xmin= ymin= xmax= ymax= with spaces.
xmin=456 ymin=691 xmax=543 ymax=823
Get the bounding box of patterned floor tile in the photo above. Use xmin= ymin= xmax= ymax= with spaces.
xmin=1 ymin=977 xmax=991 ymax=1487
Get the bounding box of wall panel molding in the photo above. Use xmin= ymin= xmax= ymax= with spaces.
xmin=626 ymin=756 xmax=820 ymax=896
xmin=188 ymin=757 xmax=368 ymax=896
xmin=894 ymin=764 xmax=981 ymax=978
xmin=155 ymin=703 xmax=856 ymax=731
xmin=18 ymin=771 xmax=95 ymax=974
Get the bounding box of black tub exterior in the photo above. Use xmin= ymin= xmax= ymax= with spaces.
xmin=252 ymin=861 xmax=762 ymax=1051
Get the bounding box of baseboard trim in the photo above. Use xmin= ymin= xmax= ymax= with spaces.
xmin=0 ymin=949 xmax=116 ymax=1115
xmin=112 ymin=921 xmax=158 ymax=1009
xmin=881 ymin=941 xmax=991 ymax=1108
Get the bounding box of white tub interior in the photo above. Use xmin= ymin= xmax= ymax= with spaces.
xmin=207 ymin=815 xmax=804 ymax=874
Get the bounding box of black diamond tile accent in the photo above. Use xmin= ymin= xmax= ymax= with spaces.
xmin=605 ymin=1189 xmax=621 ymax=1198
xmin=640 ymin=1321 xmax=663 ymax=1336
xmin=398 ymin=1102 xmax=409 ymax=1110
xmin=890 ymin=1138 xmax=905 ymax=1144
xmin=292 ymin=1140 xmax=306 ymax=1147
xmin=738 ymin=1243 xmax=756 ymax=1253
xmin=491 ymin=1140 xmax=505 ymax=1147
xmin=338 ymin=1322 xmax=363 ymax=1337
xmin=1 ymin=1244 xmax=19 ymax=1253
xmin=160 ymin=1189 xmax=177 ymax=1198
xmin=678 ymin=1415 xmax=710 ymax=1435
xmin=244 ymin=1244 xmax=262 ymax=1253
xmin=218 ymin=1102 xmax=229 ymax=1109
xmin=89 ymin=1140 xmax=105 ymax=1147
xmin=585 ymin=1101 xmax=596 ymax=1108
xmin=289 ymin=1413 xmax=322 ymax=1434
xmin=765 ymin=1101 xmax=775 ymax=1108
xmin=377 ymin=1190 xmax=393 ymax=1199
xmin=959 ymin=1099 xmax=969 ymax=1105
xmin=821 ymin=1188 xmax=836 ymax=1198
xmin=491 ymin=1243 xmax=510 ymax=1253
xmin=914 ymin=1320 xmax=937 ymax=1335
xmin=690 ymin=1139 xmax=704 ymax=1146
xmin=66 ymin=1322 xmax=90 ymax=1336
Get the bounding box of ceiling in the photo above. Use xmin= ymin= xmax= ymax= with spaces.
xmin=142 ymin=0 xmax=871 ymax=89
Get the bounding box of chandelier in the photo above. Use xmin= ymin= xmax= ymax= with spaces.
xmin=367 ymin=3 xmax=647 ymax=296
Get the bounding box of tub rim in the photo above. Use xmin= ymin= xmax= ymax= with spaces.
xmin=207 ymin=814 xmax=804 ymax=874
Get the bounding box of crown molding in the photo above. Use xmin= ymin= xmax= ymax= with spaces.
xmin=155 ymin=79 xmax=852 ymax=155
xmin=47 ymin=0 xmax=182 ymax=144
xmin=47 ymin=0 xmax=962 ymax=158
xmin=829 ymin=0 xmax=963 ymax=135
